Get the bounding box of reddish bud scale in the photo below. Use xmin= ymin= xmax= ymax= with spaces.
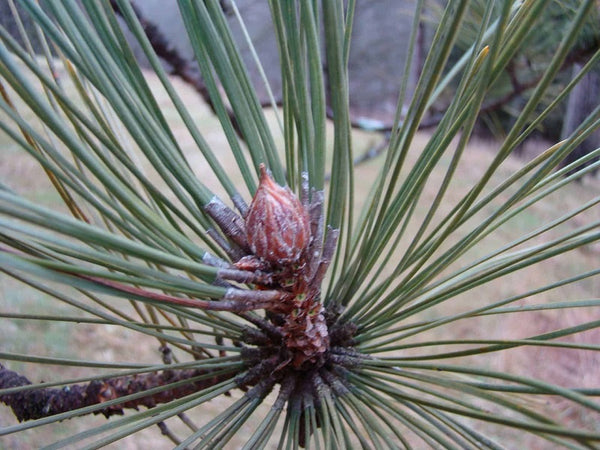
xmin=245 ymin=165 xmax=311 ymax=265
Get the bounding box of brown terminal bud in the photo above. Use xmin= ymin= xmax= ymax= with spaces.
xmin=246 ymin=164 xmax=311 ymax=264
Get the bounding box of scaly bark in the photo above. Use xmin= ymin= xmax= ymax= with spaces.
xmin=0 ymin=363 xmax=233 ymax=422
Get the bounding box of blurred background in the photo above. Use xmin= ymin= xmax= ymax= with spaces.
xmin=2 ymin=0 xmax=598 ymax=175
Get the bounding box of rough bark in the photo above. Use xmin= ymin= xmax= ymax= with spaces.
xmin=0 ymin=363 xmax=232 ymax=422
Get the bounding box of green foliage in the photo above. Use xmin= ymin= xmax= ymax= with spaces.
xmin=0 ymin=0 xmax=599 ymax=448
xmin=430 ymin=0 xmax=600 ymax=138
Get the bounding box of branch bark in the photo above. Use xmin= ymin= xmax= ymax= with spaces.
xmin=0 ymin=363 xmax=232 ymax=422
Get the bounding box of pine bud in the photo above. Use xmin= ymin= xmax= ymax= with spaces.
xmin=246 ymin=164 xmax=311 ymax=264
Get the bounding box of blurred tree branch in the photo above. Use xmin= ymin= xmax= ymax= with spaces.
xmin=109 ymin=0 xmax=250 ymax=139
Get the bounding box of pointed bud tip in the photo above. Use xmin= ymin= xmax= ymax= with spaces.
xmin=259 ymin=163 xmax=268 ymax=179
xmin=258 ymin=164 xmax=277 ymax=192
xmin=246 ymin=163 xmax=311 ymax=264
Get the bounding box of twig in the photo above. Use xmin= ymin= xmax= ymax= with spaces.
xmin=157 ymin=421 xmax=185 ymax=448
xmin=0 ymin=363 xmax=232 ymax=422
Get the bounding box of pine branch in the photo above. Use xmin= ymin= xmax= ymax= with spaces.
xmin=0 ymin=363 xmax=232 ymax=422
